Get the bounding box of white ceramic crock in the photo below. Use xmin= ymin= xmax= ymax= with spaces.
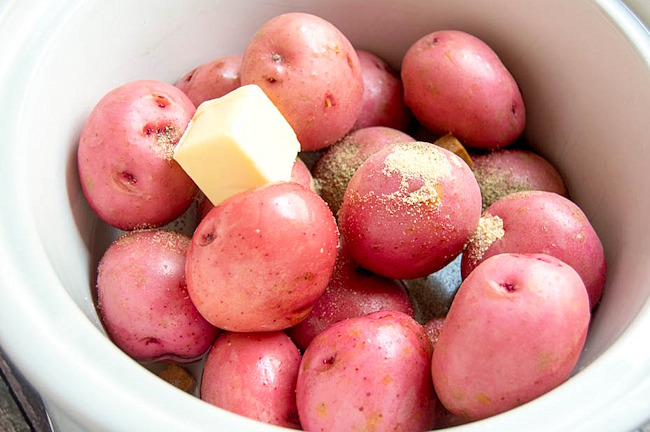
xmin=2 ymin=0 xmax=650 ymax=431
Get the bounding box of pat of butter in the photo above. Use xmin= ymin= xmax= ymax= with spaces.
xmin=173 ymin=84 xmax=300 ymax=205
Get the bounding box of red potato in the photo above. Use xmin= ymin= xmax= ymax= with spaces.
xmin=432 ymin=253 xmax=590 ymax=421
xmin=78 ymin=79 xmax=198 ymax=230
xmin=241 ymin=12 xmax=364 ymax=151
xmin=312 ymin=126 xmax=415 ymax=216
xmin=338 ymin=141 xmax=482 ymax=279
xmin=186 ymin=182 xmax=339 ymax=332
xmin=201 ymin=331 xmax=301 ymax=429
xmin=175 ymin=55 xmax=242 ymax=107
xmin=96 ymin=230 xmax=218 ymax=362
xmin=286 ymin=248 xmax=413 ymax=351
xmin=296 ymin=310 xmax=437 ymax=431
xmin=401 ymin=30 xmax=525 ymax=150
xmin=471 ymin=148 xmax=568 ymax=210
xmin=352 ymin=50 xmax=411 ymax=132
xmin=461 ymin=191 xmax=607 ymax=308
xmin=195 ymin=157 xmax=316 ymax=223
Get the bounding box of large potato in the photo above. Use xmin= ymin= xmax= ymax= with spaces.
xmin=77 ymin=79 xmax=198 ymax=230
xmin=201 ymin=331 xmax=301 ymax=429
xmin=296 ymin=310 xmax=436 ymax=431
xmin=401 ymin=30 xmax=525 ymax=150
xmin=186 ymin=182 xmax=339 ymax=332
xmin=432 ymin=253 xmax=590 ymax=421
xmin=461 ymin=190 xmax=607 ymax=308
xmin=96 ymin=230 xmax=218 ymax=362
xmin=241 ymin=12 xmax=364 ymax=151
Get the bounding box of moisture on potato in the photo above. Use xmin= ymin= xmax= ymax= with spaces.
xmin=286 ymin=248 xmax=413 ymax=351
xmin=401 ymin=30 xmax=525 ymax=150
xmin=471 ymin=148 xmax=568 ymax=210
xmin=241 ymin=12 xmax=364 ymax=151
xmin=96 ymin=230 xmax=219 ymax=362
xmin=432 ymin=253 xmax=590 ymax=421
xmin=175 ymin=54 xmax=242 ymax=106
xmin=312 ymin=126 xmax=415 ymax=216
xmin=461 ymin=191 xmax=607 ymax=308
xmin=186 ymin=182 xmax=339 ymax=332
xmin=78 ymin=79 xmax=198 ymax=230
xmin=338 ymin=141 xmax=482 ymax=279
xmin=201 ymin=331 xmax=302 ymax=429
xmin=353 ymin=49 xmax=411 ymax=132
xmin=296 ymin=310 xmax=437 ymax=431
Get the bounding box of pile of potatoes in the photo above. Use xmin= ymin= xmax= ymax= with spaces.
xmin=77 ymin=11 xmax=606 ymax=432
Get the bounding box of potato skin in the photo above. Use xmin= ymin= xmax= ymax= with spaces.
xmin=296 ymin=310 xmax=436 ymax=432
xmin=461 ymin=191 xmax=606 ymax=308
xmin=286 ymin=248 xmax=413 ymax=351
xmin=201 ymin=331 xmax=301 ymax=429
xmin=353 ymin=50 xmax=411 ymax=132
xmin=241 ymin=12 xmax=364 ymax=151
xmin=175 ymin=55 xmax=242 ymax=106
xmin=432 ymin=253 xmax=590 ymax=421
xmin=186 ymin=182 xmax=339 ymax=332
xmin=471 ymin=148 xmax=568 ymax=210
xmin=401 ymin=30 xmax=525 ymax=150
xmin=97 ymin=230 xmax=218 ymax=362
xmin=78 ymin=79 xmax=198 ymax=230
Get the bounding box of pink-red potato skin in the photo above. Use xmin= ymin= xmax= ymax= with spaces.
xmin=286 ymin=249 xmax=414 ymax=351
xmin=241 ymin=12 xmax=364 ymax=151
xmin=97 ymin=230 xmax=218 ymax=362
xmin=196 ymin=157 xmax=316 ymax=223
xmin=353 ymin=50 xmax=411 ymax=132
xmin=401 ymin=30 xmax=525 ymax=150
xmin=201 ymin=331 xmax=301 ymax=429
xmin=312 ymin=126 xmax=415 ymax=216
xmin=338 ymin=142 xmax=482 ymax=279
xmin=186 ymin=182 xmax=339 ymax=332
xmin=471 ymin=148 xmax=568 ymax=210
xmin=175 ymin=55 xmax=242 ymax=107
xmin=461 ymin=191 xmax=607 ymax=308
xmin=78 ymin=79 xmax=198 ymax=230
xmin=296 ymin=310 xmax=437 ymax=432
xmin=432 ymin=253 xmax=590 ymax=421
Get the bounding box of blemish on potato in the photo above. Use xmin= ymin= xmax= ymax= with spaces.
xmin=316 ymin=401 xmax=328 ymax=418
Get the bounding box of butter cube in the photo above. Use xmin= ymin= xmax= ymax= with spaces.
xmin=173 ymin=84 xmax=300 ymax=205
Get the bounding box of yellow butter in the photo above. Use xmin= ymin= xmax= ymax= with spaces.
xmin=173 ymin=84 xmax=300 ymax=205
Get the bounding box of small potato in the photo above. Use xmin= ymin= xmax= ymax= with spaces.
xmin=241 ymin=12 xmax=364 ymax=151
xmin=286 ymin=248 xmax=413 ymax=351
xmin=97 ymin=230 xmax=218 ymax=362
xmin=201 ymin=331 xmax=301 ymax=429
xmin=312 ymin=126 xmax=415 ymax=216
xmin=401 ymin=30 xmax=525 ymax=150
xmin=353 ymin=50 xmax=411 ymax=131
xmin=175 ymin=55 xmax=242 ymax=106
xmin=78 ymin=80 xmax=198 ymax=230
xmin=186 ymin=182 xmax=339 ymax=332
xmin=296 ymin=310 xmax=437 ymax=431
xmin=432 ymin=253 xmax=590 ymax=421
xmin=471 ymin=148 xmax=568 ymax=210
xmin=461 ymin=191 xmax=607 ymax=308
xmin=338 ymin=142 xmax=482 ymax=279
